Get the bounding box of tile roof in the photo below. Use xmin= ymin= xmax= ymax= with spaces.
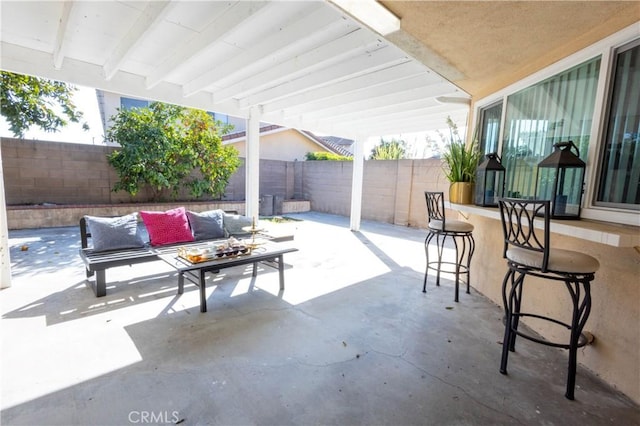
xmin=222 ymin=125 xmax=353 ymax=157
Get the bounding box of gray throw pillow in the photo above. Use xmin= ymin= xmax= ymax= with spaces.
xmin=85 ymin=213 xmax=145 ymax=252
xmin=223 ymin=213 xmax=253 ymax=236
xmin=187 ymin=209 xmax=225 ymax=240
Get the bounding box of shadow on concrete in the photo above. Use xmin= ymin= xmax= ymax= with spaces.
xmin=2 ymin=263 xmax=292 ymax=326
xmin=2 ymin=267 xmax=639 ymax=425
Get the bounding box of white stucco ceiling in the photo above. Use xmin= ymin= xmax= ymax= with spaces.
xmin=0 ymin=0 xmax=470 ymax=138
xmin=382 ymin=1 xmax=639 ymax=99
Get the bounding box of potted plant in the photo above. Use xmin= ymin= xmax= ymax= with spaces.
xmin=441 ymin=118 xmax=481 ymax=204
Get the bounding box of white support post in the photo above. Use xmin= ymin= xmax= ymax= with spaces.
xmin=350 ymin=134 xmax=366 ymax=232
xmin=0 ymin=142 xmax=11 ymax=288
xmin=245 ymin=107 xmax=261 ymax=223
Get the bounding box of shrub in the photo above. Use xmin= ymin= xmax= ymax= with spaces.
xmin=305 ymin=152 xmax=352 ymax=161
xmin=106 ymin=102 xmax=240 ymax=200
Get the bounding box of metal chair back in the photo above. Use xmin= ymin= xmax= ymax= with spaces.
xmin=424 ymin=191 xmax=446 ymax=227
xmin=497 ymin=198 xmax=551 ymax=273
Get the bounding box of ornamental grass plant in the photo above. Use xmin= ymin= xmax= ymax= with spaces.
xmin=441 ymin=118 xmax=481 ymax=183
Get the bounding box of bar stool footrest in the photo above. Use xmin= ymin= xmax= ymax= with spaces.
xmin=426 ymin=261 xmax=470 ymax=276
xmin=510 ymin=312 xmax=594 ymax=349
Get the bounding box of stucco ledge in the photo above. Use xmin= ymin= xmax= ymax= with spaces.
xmin=447 ymin=202 xmax=640 ymax=248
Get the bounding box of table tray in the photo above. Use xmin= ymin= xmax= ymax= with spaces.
xmin=177 ymin=246 xmax=250 ymax=264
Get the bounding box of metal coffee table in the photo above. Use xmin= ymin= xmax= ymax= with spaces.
xmin=158 ymin=242 xmax=298 ymax=312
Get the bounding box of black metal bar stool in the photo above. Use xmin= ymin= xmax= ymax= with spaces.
xmin=422 ymin=191 xmax=475 ymax=302
xmin=497 ymin=198 xmax=599 ymax=400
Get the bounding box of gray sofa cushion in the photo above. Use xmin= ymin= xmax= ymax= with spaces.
xmin=85 ymin=213 xmax=145 ymax=252
xmin=186 ymin=209 xmax=226 ymax=240
xmin=223 ymin=213 xmax=253 ymax=236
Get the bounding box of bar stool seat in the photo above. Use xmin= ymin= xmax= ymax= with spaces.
xmin=422 ymin=191 xmax=475 ymax=302
xmin=429 ymin=219 xmax=474 ymax=233
xmin=498 ymin=198 xmax=599 ymax=400
xmin=507 ymin=247 xmax=600 ymax=274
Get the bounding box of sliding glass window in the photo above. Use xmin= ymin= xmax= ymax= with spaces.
xmin=596 ymin=39 xmax=640 ymax=210
xmin=478 ymin=101 xmax=503 ymax=155
xmin=501 ymin=57 xmax=601 ymax=198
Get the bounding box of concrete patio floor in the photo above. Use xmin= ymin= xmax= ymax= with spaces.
xmin=2 ymin=211 xmax=639 ymax=425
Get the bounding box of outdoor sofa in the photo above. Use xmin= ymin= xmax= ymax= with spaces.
xmin=79 ymin=207 xmax=259 ymax=297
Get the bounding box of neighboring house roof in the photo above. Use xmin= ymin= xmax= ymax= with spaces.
xmin=315 ymin=135 xmax=355 ymax=155
xmin=221 ymin=124 xmax=283 ymax=142
xmin=301 ymin=131 xmax=353 ymax=157
xmin=222 ymin=125 xmax=353 ymax=158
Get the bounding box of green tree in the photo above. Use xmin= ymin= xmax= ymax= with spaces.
xmin=369 ymin=138 xmax=407 ymax=160
xmin=0 ymin=71 xmax=88 ymax=137
xmin=106 ymin=102 xmax=239 ymax=200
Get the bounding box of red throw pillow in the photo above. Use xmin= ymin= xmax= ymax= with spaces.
xmin=139 ymin=207 xmax=194 ymax=246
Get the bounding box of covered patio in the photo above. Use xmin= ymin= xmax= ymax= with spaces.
xmin=3 ymin=212 xmax=639 ymax=424
xmin=1 ymin=0 xmax=639 ymax=420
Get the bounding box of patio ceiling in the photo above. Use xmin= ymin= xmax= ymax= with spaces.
xmin=0 ymin=0 xmax=470 ymax=138
xmin=381 ymin=1 xmax=640 ymax=100
xmin=1 ymin=2 xmax=638 ymax=139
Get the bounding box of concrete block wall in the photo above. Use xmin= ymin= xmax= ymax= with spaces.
xmin=2 ymin=138 xmax=452 ymax=229
xmin=362 ymin=160 xmax=398 ymax=224
xmin=2 ymin=138 xmax=171 ymax=204
xmin=3 ymin=138 xmax=115 ymax=205
xmin=222 ymin=160 xmax=245 ymax=201
xmin=1 ymin=138 xmax=296 ymax=205
xmin=5 ymin=200 xmax=311 ymax=229
xmin=259 ymin=159 xmax=288 ymax=199
xmin=300 ymin=157 xmax=450 ymax=228
xmin=392 ymin=160 xmax=411 ymax=226
xmin=407 ymin=159 xmax=451 ymax=228
xmin=301 ymin=160 xmax=353 ymax=217
xmin=6 ymin=201 xmax=246 ymax=229
xmin=293 ymin=161 xmax=304 ymax=200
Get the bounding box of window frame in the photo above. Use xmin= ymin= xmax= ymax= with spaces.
xmin=472 ymin=23 xmax=639 ymax=226
xmin=592 ymin=38 xmax=640 ymax=211
xmin=477 ymin=100 xmax=504 ymax=156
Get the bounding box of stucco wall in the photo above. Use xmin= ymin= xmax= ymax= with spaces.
xmin=469 ymin=214 xmax=640 ymax=403
xmin=228 ymin=129 xmax=331 ymax=161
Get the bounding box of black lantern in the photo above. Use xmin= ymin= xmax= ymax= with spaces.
xmin=475 ymin=152 xmax=505 ymax=207
xmin=535 ymin=141 xmax=585 ymax=219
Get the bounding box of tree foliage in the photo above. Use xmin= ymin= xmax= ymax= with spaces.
xmin=305 ymin=152 xmax=352 ymax=161
xmin=0 ymin=71 xmax=87 ymax=137
xmin=369 ymin=138 xmax=407 ymax=160
xmin=106 ymin=102 xmax=240 ymax=200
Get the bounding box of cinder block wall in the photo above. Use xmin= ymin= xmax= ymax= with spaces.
xmin=1 ymin=138 xmax=295 ymax=205
xmin=2 ymin=138 xmax=451 ymax=228
xmin=301 ymin=160 xmax=353 ymax=217
xmin=408 ymin=159 xmax=451 ymax=227
xmin=363 ymin=160 xmax=398 ymax=224
xmin=300 ymin=158 xmax=450 ymax=228
xmin=2 ymin=138 xmax=124 ymax=205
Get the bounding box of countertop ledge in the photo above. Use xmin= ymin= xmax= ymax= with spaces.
xmin=447 ymin=203 xmax=640 ymax=248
